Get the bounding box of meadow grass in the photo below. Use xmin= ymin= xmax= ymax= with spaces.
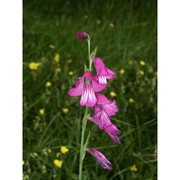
xmin=23 ymin=0 xmax=157 ymax=179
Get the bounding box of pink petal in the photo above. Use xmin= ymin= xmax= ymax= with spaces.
xmin=93 ymin=57 xmax=106 ymax=75
xmin=103 ymin=100 xmax=118 ymax=116
xmin=106 ymin=68 xmax=116 ymax=79
xmin=68 ymin=78 xmax=84 ymax=96
xmin=92 ymin=80 xmax=107 ymax=92
xmin=88 ymin=109 xmax=111 ymax=130
xmin=76 ymin=32 xmax=88 ymax=39
xmin=80 ymin=88 xmax=88 ymax=106
xmin=88 ymin=116 xmax=99 ymax=126
xmin=104 ymin=124 xmax=121 ymax=144
xmin=80 ymin=83 xmax=97 ymax=107
xmin=86 ymin=148 xmax=112 ymax=170
xmin=82 ymin=71 xmax=94 ymax=80
xmin=98 ymin=76 xmax=107 ymax=84
xmin=96 ymin=93 xmax=111 ymax=104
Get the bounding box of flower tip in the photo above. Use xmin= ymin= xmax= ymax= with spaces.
xmin=76 ymin=32 xmax=88 ymax=39
xmin=86 ymin=148 xmax=112 ymax=170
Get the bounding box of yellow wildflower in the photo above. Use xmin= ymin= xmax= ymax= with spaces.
xmin=109 ymin=23 xmax=114 ymax=28
xmin=68 ymin=59 xmax=72 ymax=63
xmin=110 ymin=92 xmax=117 ymax=97
xmin=49 ymin=44 xmax=55 ymax=49
xmin=39 ymin=108 xmax=45 ymax=115
xmin=130 ymin=164 xmax=138 ymax=171
xmin=129 ymin=98 xmax=135 ymax=103
xmin=22 ymin=160 xmax=24 ymax=165
xmin=128 ymin=60 xmax=134 ymax=65
xmin=62 ymin=108 xmax=69 ymax=114
xmin=29 ymin=62 xmax=41 ymax=70
xmin=55 ymin=68 xmax=61 ymax=73
xmin=119 ymin=69 xmax=125 ymax=75
xmin=96 ymin=19 xmax=101 ymax=25
xmin=60 ymin=146 xmax=69 ymax=154
xmin=83 ymin=15 xmax=88 ymax=20
xmin=53 ymin=159 xmax=63 ymax=168
xmin=68 ymin=71 xmax=74 ymax=76
xmin=46 ymin=81 xmax=52 ymax=88
xmin=139 ymin=60 xmax=145 ymax=66
xmin=54 ymin=53 xmax=60 ymax=63
xmin=139 ymin=70 xmax=144 ymax=76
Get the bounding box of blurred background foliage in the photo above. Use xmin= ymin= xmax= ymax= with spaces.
xmin=23 ymin=0 xmax=157 ymax=179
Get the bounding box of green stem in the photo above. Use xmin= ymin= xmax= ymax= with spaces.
xmin=79 ymin=34 xmax=92 ymax=180
xmin=79 ymin=107 xmax=88 ymax=180
xmin=87 ymin=37 xmax=92 ymax=71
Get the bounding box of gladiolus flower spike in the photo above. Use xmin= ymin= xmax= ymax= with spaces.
xmin=68 ymin=32 xmax=121 ymax=177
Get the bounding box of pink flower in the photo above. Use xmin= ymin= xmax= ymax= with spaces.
xmin=88 ymin=112 xmax=121 ymax=144
xmin=88 ymin=93 xmax=118 ymax=128
xmin=96 ymin=93 xmax=118 ymax=116
xmin=88 ymin=93 xmax=120 ymax=143
xmin=86 ymin=148 xmax=112 ymax=170
xmin=93 ymin=57 xmax=115 ymax=84
xmin=68 ymin=71 xmax=106 ymax=107
xmin=76 ymin=32 xmax=88 ymax=39
xmin=103 ymin=122 xmax=121 ymax=144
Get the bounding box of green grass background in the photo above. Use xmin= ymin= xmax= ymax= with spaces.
xmin=23 ymin=0 xmax=157 ymax=179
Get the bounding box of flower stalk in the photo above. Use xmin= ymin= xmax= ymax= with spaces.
xmin=79 ymin=107 xmax=88 ymax=180
xmin=68 ymin=32 xmax=121 ymax=179
xmin=79 ymin=35 xmax=93 ymax=180
xmin=87 ymin=36 xmax=92 ymax=71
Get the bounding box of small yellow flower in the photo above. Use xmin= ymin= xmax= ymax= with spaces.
xmin=110 ymin=92 xmax=117 ymax=97
xmin=68 ymin=71 xmax=74 ymax=76
xmin=55 ymin=68 xmax=61 ymax=73
xmin=53 ymin=159 xmax=63 ymax=168
xmin=139 ymin=70 xmax=144 ymax=76
xmin=96 ymin=19 xmax=101 ymax=25
xmin=47 ymin=148 xmax=52 ymax=154
xmin=139 ymin=60 xmax=145 ymax=66
xmin=130 ymin=164 xmax=138 ymax=171
xmin=129 ymin=98 xmax=135 ymax=103
xmin=39 ymin=108 xmax=45 ymax=115
xmin=109 ymin=23 xmax=114 ymax=28
xmin=49 ymin=44 xmax=55 ymax=49
xmin=22 ymin=160 xmax=24 ymax=165
xmin=54 ymin=53 xmax=60 ymax=63
xmin=119 ymin=69 xmax=125 ymax=75
xmin=60 ymin=146 xmax=69 ymax=154
xmin=83 ymin=15 xmax=88 ymax=20
xmin=68 ymin=59 xmax=72 ymax=63
xmin=128 ymin=60 xmax=134 ymax=65
xmin=46 ymin=81 xmax=52 ymax=88
xmin=29 ymin=62 xmax=41 ymax=70
xmin=62 ymin=108 xmax=69 ymax=114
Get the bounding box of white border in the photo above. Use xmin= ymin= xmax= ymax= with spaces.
xmin=0 ymin=0 xmax=22 ymax=179
xmin=158 ymin=0 xmax=180 ymax=179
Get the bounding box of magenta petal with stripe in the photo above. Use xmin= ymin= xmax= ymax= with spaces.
xmin=88 ymin=113 xmax=121 ymax=144
xmin=93 ymin=57 xmax=115 ymax=84
xmin=68 ymin=78 xmax=84 ymax=96
xmin=96 ymin=93 xmax=118 ymax=116
xmin=86 ymin=148 xmax=112 ymax=170
xmin=68 ymin=71 xmax=106 ymax=107
xmin=104 ymin=123 xmax=121 ymax=144
xmin=88 ymin=109 xmax=110 ymax=129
